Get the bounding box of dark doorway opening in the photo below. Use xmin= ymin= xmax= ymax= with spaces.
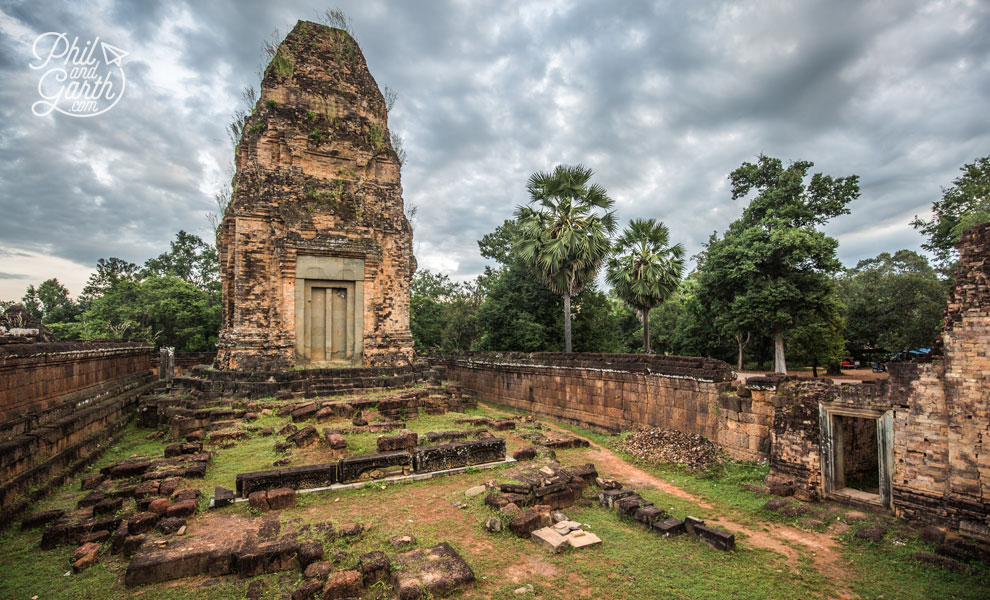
xmin=835 ymin=415 xmax=880 ymax=494
xmin=830 ymin=414 xmax=883 ymax=506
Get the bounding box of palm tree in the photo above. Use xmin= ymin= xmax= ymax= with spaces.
xmin=606 ymin=218 xmax=685 ymax=353
xmin=515 ymin=164 xmax=617 ymax=352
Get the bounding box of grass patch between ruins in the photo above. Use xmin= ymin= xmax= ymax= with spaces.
xmin=2 ymin=398 xmax=988 ymax=599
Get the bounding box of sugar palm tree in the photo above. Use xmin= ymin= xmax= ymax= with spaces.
xmin=606 ymin=218 xmax=685 ymax=353
xmin=515 ymin=164 xmax=617 ymax=352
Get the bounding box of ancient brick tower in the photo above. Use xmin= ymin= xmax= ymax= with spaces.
xmin=215 ymin=21 xmax=415 ymax=370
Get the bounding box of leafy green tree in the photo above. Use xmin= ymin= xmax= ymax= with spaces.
xmin=79 ymin=257 xmax=138 ymax=306
xmin=21 ymin=278 xmax=78 ymax=323
xmin=650 ymin=273 xmax=728 ymax=360
xmin=142 ymin=230 xmax=220 ymax=293
xmin=473 ymin=218 xmax=622 ymax=353
xmin=475 ymin=262 xmax=561 ymax=352
xmin=837 ymin=250 xmax=948 ymax=353
xmin=409 ymin=270 xmax=482 ymax=351
xmin=786 ymin=292 xmax=845 ymax=376
xmin=410 ymin=270 xmax=458 ymax=351
xmin=606 ymin=219 xmax=685 ymax=353
xmin=570 ymin=285 xmax=625 ymax=353
xmin=515 ymin=164 xmax=617 ymax=352
xmin=410 ymin=292 xmax=445 ymax=350
xmin=700 ymin=155 xmax=859 ymax=373
xmin=912 ymin=156 xmax=990 ymax=269
xmin=20 ymin=285 xmax=41 ymax=319
xmin=81 ymin=275 xmax=219 ymax=351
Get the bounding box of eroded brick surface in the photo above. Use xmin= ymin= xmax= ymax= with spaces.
xmin=215 ymin=20 xmax=414 ymax=370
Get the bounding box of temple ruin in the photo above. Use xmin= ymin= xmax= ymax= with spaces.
xmin=215 ymin=20 xmax=415 ymax=371
xmin=438 ymin=223 xmax=990 ymax=538
xmin=1 ymin=19 xmax=989 ymax=600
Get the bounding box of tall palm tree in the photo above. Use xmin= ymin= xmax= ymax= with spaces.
xmin=515 ymin=164 xmax=617 ymax=352
xmin=606 ymin=218 xmax=685 ymax=353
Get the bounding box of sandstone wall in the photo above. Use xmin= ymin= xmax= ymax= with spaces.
xmin=0 ymin=341 xmax=156 ymax=529
xmin=216 ymin=21 xmax=414 ymax=370
xmin=0 ymin=341 xmax=153 ymax=435
xmin=439 ymin=352 xmax=769 ymax=461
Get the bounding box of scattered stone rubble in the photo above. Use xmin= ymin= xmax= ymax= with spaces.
xmin=479 ymin=461 xmax=735 ymax=554
xmin=619 ymin=427 xmax=723 ymax=471
xmin=599 ymin=487 xmax=735 ymax=551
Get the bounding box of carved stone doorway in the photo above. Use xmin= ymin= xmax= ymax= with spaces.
xmin=819 ymin=404 xmax=893 ymax=509
xmin=295 ymin=255 xmax=364 ymax=366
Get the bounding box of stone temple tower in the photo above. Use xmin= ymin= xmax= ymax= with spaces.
xmin=215 ymin=21 xmax=415 ymax=370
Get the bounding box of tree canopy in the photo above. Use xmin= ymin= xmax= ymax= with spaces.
xmin=9 ymin=231 xmax=221 ymax=351
xmin=698 ymin=155 xmax=859 ymax=373
xmin=837 ymin=249 xmax=947 ymax=353
xmin=606 ymin=218 xmax=684 ymax=353
xmin=515 ymin=164 xmax=617 ymax=352
xmin=912 ymin=155 xmax=990 ymax=269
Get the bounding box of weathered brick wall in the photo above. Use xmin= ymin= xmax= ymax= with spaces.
xmin=216 ymin=21 xmax=414 ymax=370
xmin=0 ymin=341 xmax=156 ymax=528
xmin=764 ymin=380 xmax=827 ymax=497
xmin=766 ymin=223 xmax=990 ymax=536
xmin=889 ymin=361 xmax=952 ymax=523
xmin=0 ymin=341 xmax=154 ymax=434
xmin=931 ymin=223 xmax=990 ymax=536
xmin=439 ymin=352 xmax=769 ymax=461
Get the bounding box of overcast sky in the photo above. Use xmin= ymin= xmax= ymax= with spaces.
xmin=1 ymin=0 xmax=988 ymax=301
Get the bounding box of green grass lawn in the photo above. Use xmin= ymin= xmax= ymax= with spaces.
xmin=1 ymin=398 xmax=987 ymax=600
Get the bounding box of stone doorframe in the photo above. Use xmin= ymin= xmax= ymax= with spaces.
xmin=294 ymin=255 xmax=365 ymax=365
xmin=818 ymin=403 xmax=894 ymax=509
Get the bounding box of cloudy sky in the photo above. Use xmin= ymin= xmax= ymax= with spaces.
xmin=0 ymin=0 xmax=988 ymax=301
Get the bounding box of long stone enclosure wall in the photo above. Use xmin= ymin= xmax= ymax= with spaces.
xmin=438 ymin=353 xmax=770 ymax=462
xmin=0 ymin=341 xmax=156 ymax=528
xmin=0 ymin=341 xmax=154 ymax=434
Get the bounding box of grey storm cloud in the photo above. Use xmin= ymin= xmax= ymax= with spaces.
xmin=0 ymin=0 xmax=988 ymax=300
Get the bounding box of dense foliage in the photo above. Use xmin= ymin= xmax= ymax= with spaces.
xmin=837 ymin=250 xmax=948 ymax=353
xmin=912 ymin=155 xmax=990 ymax=270
xmin=697 ymin=155 xmax=859 ymax=373
xmin=11 ymin=231 xmax=220 ymax=352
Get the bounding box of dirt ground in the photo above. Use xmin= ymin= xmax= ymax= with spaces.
xmin=489 ymin=405 xmax=857 ymax=599
xmin=3 ymin=395 xmax=984 ymax=600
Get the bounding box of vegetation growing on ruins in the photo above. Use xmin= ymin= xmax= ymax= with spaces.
xmin=268 ymin=47 xmax=295 ymax=79
xmin=365 ymin=122 xmax=386 ymax=152
xmin=247 ymin=118 xmax=266 ymax=134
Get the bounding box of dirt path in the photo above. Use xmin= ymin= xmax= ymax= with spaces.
xmin=485 ymin=404 xmax=856 ymax=599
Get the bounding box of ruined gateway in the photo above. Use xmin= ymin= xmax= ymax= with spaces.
xmin=215 ymin=20 xmax=415 ymax=371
